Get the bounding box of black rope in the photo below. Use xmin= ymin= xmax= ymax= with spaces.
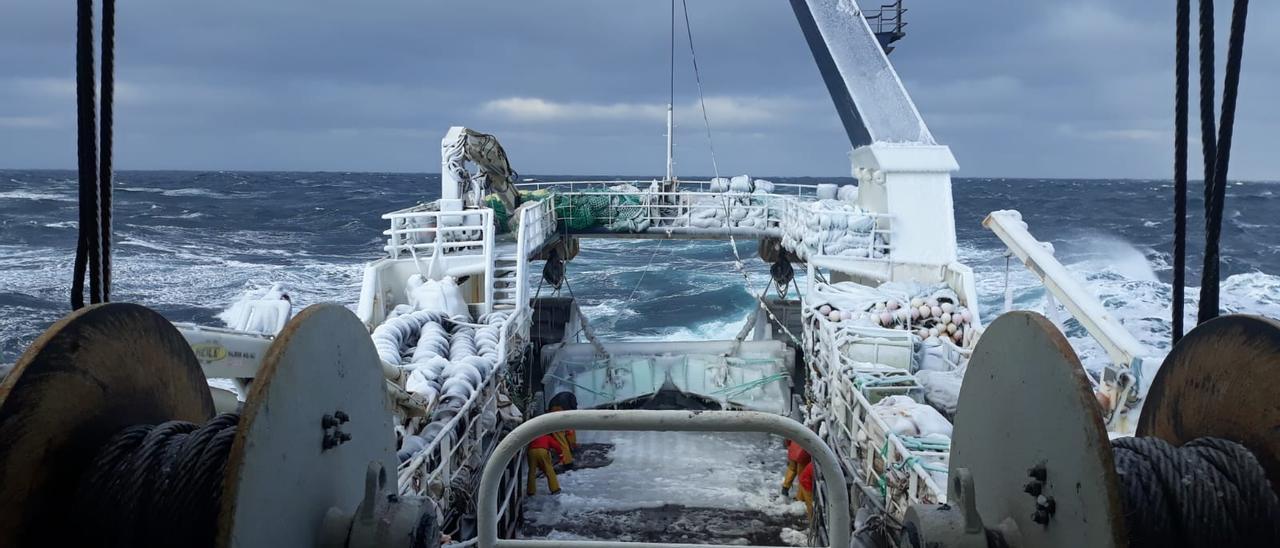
xmin=71 ymin=413 xmax=240 ymax=548
xmin=99 ymin=0 xmax=116 ymax=302
xmin=1171 ymin=0 xmax=1190 ymax=343
xmin=72 ymin=0 xmax=99 ymax=310
xmin=1111 ymin=436 xmax=1280 ymax=547
xmin=71 ymin=0 xmax=116 ymax=309
xmin=1198 ymin=0 xmax=1250 ymax=323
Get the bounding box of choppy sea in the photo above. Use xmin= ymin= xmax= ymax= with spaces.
xmin=3 ymin=170 xmax=1279 ymax=376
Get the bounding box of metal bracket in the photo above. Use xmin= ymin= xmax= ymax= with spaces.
xmin=322 ymin=461 xmax=441 ymax=548
xmin=475 ymin=409 xmax=850 ymax=548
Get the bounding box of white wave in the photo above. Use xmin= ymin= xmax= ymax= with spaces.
xmin=0 ymin=190 xmax=75 ymax=202
xmin=162 ymin=188 xmax=228 ymax=198
xmin=43 ymin=221 xmax=78 ymax=229
xmin=154 ymin=212 xmax=206 ymax=220
xmin=619 ymin=317 xmax=746 ymax=342
xmin=1060 ymin=233 xmax=1158 ymax=283
xmin=971 ymin=228 xmax=1280 ymax=374
xmin=118 ymin=237 xmax=177 ymax=254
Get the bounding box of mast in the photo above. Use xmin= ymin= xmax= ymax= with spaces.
xmin=665 ymin=0 xmax=675 ymax=186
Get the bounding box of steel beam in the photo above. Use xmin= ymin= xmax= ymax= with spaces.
xmin=790 ymin=0 xmax=935 ymax=147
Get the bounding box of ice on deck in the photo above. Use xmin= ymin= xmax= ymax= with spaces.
xmin=521 ymin=431 xmax=810 ymax=545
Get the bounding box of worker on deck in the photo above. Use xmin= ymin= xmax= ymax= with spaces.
xmin=781 ymin=439 xmax=811 ymax=496
xmin=548 ymin=392 xmax=579 ymax=468
xmin=796 ymin=461 xmax=815 ymax=519
xmin=527 ymin=433 xmax=564 ymax=495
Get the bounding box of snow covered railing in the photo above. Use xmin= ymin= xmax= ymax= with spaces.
xmin=383 ymin=204 xmax=495 ymax=260
xmin=541 ymin=189 xmax=787 ymax=237
xmin=802 ymin=309 xmax=948 ymax=520
xmin=512 ymin=198 xmax=557 ymax=321
xmin=781 ymin=200 xmax=892 ymax=261
xmin=396 ymin=310 xmax=529 ymax=538
xmin=514 ymin=179 xmax=820 ymax=197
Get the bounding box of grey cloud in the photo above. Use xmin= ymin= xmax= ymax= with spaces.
xmin=0 ymin=0 xmax=1277 ymax=179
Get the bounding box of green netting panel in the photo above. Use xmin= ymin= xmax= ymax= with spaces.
xmin=541 ymin=190 xmax=652 ymax=233
xmin=606 ymin=194 xmax=647 ymax=232
xmin=482 ymin=194 xmax=511 ymax=232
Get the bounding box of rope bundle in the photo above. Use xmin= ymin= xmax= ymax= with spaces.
xmin=71 ymin=0 xmax=116 ymax=309
xmin=71 ymin=413 xmax=241 ymax=548
xmin=1112 ymin=436 xmax=1279 ymax=547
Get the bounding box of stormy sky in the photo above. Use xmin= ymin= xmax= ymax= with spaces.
xmin=2 ymin=1 xmax=1277 ymax=179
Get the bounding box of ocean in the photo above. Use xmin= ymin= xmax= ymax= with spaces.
xmin=3 ymin=169 xmax=1279 ymax=376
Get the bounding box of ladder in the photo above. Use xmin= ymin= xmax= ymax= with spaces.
xmin=491 ymin=252 xmax=521 ymax=311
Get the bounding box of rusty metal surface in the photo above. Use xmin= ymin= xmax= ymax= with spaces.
xmin=217 ymin=303 xmax=396 ymax=548
xmin=1137 ymin=314 xmax=1280 ymax=495
xmin=950 ymin=311 xmax=1126 ymax=548
xmin=0 ymin=303 xmax=213 ymax=547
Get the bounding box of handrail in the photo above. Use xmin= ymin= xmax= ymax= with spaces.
xmin=800 ymin=306 xmax=948 ymax=517
xmin=476 ymin=410 xmax=850 ymax=548
xmin=513 ymin=179 xmax=820 ymax=197
xmin=382 ymin=208 xmax=493 ymax=261
xmin=864 ymin=1 xmax=907 ymax=35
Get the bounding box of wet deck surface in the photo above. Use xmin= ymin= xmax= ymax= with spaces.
xmin=520 ymin=504 xmax=809 ymax=545
xmin=518 ymin=431 xmax=810 ymax=545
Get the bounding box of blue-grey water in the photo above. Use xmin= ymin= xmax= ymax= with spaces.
xmin=3 ymin=170 xmax=1279 ymax=374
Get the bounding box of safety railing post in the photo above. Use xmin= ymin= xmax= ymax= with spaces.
xmin=476 ymin=409 xmax=850 ymax=548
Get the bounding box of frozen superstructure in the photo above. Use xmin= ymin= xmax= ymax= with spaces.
xmin=337 ymin=1 xmax=1158 ymax=545
xmin=172 ymin=1 xmax=1154 ymax=545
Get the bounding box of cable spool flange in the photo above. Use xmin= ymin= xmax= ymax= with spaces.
xmin=0 ymin=303 xmax=215 ymax=547
xmin=216 ymin=303 xmax=400 ymax=547
xmin=1137 ymin=314 xmax=1280 ymax=495
xmin=939 ymin=311 xmax=1125 ymax=548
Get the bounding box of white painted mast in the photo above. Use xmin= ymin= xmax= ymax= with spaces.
xmin=665 ymin=107 xmax=674 ymax=184
xmin=664 ymin=0 xmax=675 ymax=187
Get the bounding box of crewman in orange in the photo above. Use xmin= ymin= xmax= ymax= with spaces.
xmin=781 ymin=439 xmax=812 ymax=496
xmin=551 ymin=429 xmax=576 ymax=467
xmin=527 ymin=433 xmax=563 ymax=495
xmin=796 ymin=461 xmax=815 ymax=519
xmin=548 ymin=392 xmax=579 ymax=467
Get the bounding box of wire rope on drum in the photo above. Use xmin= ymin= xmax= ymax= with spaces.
xmin=70 ymin=414 xmax=240 ymax=547
xmin=1111 ymin=435 xmax=1280 ymax=547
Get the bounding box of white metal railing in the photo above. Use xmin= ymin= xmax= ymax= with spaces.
xmin=801 ymin=306 xmax=949 ymax=520
xmin=383 ymin=201 xmax=553 ymax=497
xmin=476 ymin=410 xmax=851 ymax=548
xmin=379 ymin=199 xmax=557 ymax=542
xmin=511 ymin=198 xmax=557 ymax=318
xmin=514 ymin=179 xmax=820 ymax=197
xmin=781 ymin=200 xmax=893 ymax=261
xmin=533 ymin=189 xmax=787 ymax=237
xmin=397 ymin=309 xmax=530 ymax=527
xmin=383 ymin=204 xmax=495 ymax=261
